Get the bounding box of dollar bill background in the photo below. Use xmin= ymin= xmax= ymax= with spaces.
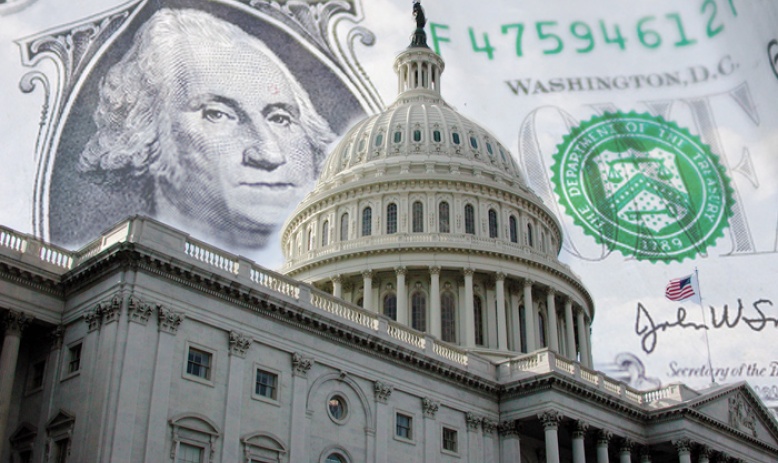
xmin=1 ymin=0 xmax=777 ymax=411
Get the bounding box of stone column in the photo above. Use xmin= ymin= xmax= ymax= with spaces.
xmin=429 ymin=267 xmax=441 ymax=338
xmin=396 ymin=267 xmax=408 ymax=325
xmin=221 ymin=331 xmax=252 ymax=462
xmin=499 ymin=421 xmax=521 ymax=463
xmin=618 ymin=439 xmax=633 ymax=463
xmin=0 ymin=310 xmax=31 ymax=458
xmin=288 ymin=353 xmax=314 ymax=462
xmin=373 ymin=382 xmax=393 ymax=463
xmin=546 ymin=289 xmax=559 ymax=352
xmin=523 ymin=280 xmax=536 ymax=352
xmin=576 ymin=308 xmax=591 ymax=368
xmin=673 ymin=440 xmax=691 ymax=463
xmin=463 ymin=269 xmax=476 ymax=347
xmin=564 ymin=299 xmax=577 ymax=360
xmin=697 ymin=445 xmax=712 ymax=463
xmin=639 ymin=446 xmax=652 ymax=463
xmin=495 ymin=273 xmax=508 ymax=350
xmin=362 ymin=270 xmax=373 ymax=311
xmin=422 ymin=398 xmax=440 ymax=463
xmin=332 ymin=275 xmax=343 ymax=299
xmin=482 ymin=419 xmax=498 ymax=462
xmin=465 ymin=413 xmax=482 ymax=462
xmin=597 ymin=430 xmax=613 ymax=463
xmin=538 ymin=410 xmax=562 ymax=463
xmin=584 ymin=316 xmax=593 ymax=367
xmin=572 ymin=420 xmax=589 ymax=463
xmin=143 ymin=306 xmax=185 ymax=463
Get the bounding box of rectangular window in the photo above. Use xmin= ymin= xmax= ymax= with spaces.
xmin=186 ymin=347 xmax=212 ymax=381
xmin=442 ymin=427 xmax=458 ymax=452
xmin=67 ymin=344 xmax=82 ymax=375
xmin=396 ymin=413 xmax=413 ymax=440
xmin=255 ymin=369 xmax=278 ymax=400
xmin=28 ymin=359 xmax=46 ymax=391
xmin=177 ymin=443 xmax=204 ymax=463
xmin=55 ymin=439 xmax=69 ymax=463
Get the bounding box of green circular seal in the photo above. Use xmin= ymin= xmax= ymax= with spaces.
xmin=551 ymin=112 xmax=733 ymax=262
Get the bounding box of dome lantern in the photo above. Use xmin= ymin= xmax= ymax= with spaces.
xmin=395 ymin=1 xmax=445 ymax=96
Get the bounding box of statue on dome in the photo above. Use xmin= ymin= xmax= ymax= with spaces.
xmin=410 ymin=0 xmax=428 ymax=48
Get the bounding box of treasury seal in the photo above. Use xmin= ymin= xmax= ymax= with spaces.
xmin=551 ymin=112 xmax=733 ymax=262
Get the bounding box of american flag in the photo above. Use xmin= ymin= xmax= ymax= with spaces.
xmin=665 ymin=275 xmax=697 ymax=301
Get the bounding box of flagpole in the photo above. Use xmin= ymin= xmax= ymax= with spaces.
xmin=695 ymin=267 xmax=716 ymax=384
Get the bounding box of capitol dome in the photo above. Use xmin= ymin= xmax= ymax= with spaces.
xmin=281 ymin=12 xmax=594 ymax=363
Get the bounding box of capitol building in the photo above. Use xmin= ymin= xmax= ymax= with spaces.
xmin=1 ymin=6 xmax=777 ymax=463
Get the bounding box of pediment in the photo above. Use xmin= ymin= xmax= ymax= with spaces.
xmin=690 ymin=385 xmax=778 ymax=446
xmin=46 ymin=409 xmax=75 ymax=434
xmin=10 ymin=422 xmax=37 ymax=447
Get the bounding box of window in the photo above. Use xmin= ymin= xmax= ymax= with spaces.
xmin=340 ymin=213 xmax=349 ymax=241
xmin=412 ymin=201 xmax=424 ymax=233
xmin=433 ymin=130 xmax=442 ymax=142
xmin=396 ymin=413 xmax=413 ymax=440
xmin=474 ymin=296 xmax=485 ymax=346
xmin=442 ymin=427 xmax=458 ymax=453
xmin=67 ymin=343 xmax=82 ymax=375
xmin=255 ymin=369 xmax=278 ymax=400
xmin=538 ymin=311 xmax=547 ymax=348
xmin=488 ymin=209 xmax=498 ymax=238
xmin=411 ymin=291 xmax=426 ymax=332
xmin=541 ymin=231 xmax=547 ymax=252
xmin=413 ymin=130 xmax=422 ymax=142
xmin=486 ymin=143 xmax=494 ymax=156
xmin=386 ymin=203 xmax=398 ymax=234
xmin=464 ymin=205 xmax=475 ymax=235
xmin=177 ymin=443 xmax=204 ymax=463
xmin=383 ymin=293 xmax=397 ymax=321
xmin=362 ymin=207 xmax=372 ymax=237
xmin=394 ymin=131 xmax=402 ymax=143
xmin=328 ymin=395 xmax=348 ymax=423
xmin=519 ymin=305 xmax=528 ymax=353
xmin=441 ymin=291 xmax=456 ymax=343
xmin=469 ymin=136 xmax=478 ymax=149
xmin=186 ymin=347 xmax=212 ymax=381
xmin=438 ymin=202 xmax=450 ymax=233
xmin=375 ymin=133 xmax=384 ymax=147
xmin=326 ymin=454 xmax=345 ymax=463
xmin=509 ymin=216 xmax=518 ymax=243
xmin=54 ymin=439 xmax=70 ymax=463
xmin=321 ymin=220 xmax=329 ymax=246
xmin=527 ymin=223 xmax=534 ymax=247
xmin=28 ymin=360 xmax=45 ymax=391
xmin=452 ymin=132 xmax=461 ymax=145
xmin=307 ymin=228 xmax=314 ymax=251
xmin=17 ymin=450 xmax=32 ymax=463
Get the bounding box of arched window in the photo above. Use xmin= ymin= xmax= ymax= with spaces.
xmin=375 ymin=133 xmax=384 ymax=147
xmin=519 ymin=305 xmax=527 ymax=353
xmin=326 ymin=454 xmax=345 ymax=463
xmin=362 ymin=207 xmax=372 ymax=237
xmin=386 ymin=203 xmax=398 ymax=234
xmin=474 ymin=296 xmax=485 ymax=346
xmin=540 ymin=231 xmax=546 ymax=252
xmin=438 ymin=202 xmax=450 ymax=233
xmin=340 ymin=213 xmax=349 ymax=241
xmin=527 ymin=223 xmax=534 ymax=247
xmin=452 ymin=132 xmax=461 ymax=145
xmin=433 ymin=130 xmax=442 ymax=143
xmin=538 ymin=310 xmax=547 ymax=348
xmin=393 ymin=131 xmax=402 ymax=143
xmin=469 ymin=136 xmax=479 ymax=149
xmin=412 ymin=201 xmax=424 ymax=233
xmin=413 ymin=130 xmax=422 ymax=142
xmin=509 ymin=216 xmax=518 ymax=243
xmin=306 ymin=228 xmax=314 ymax=251
xmin=464 ymin=205 xmax=475 ymax=235
xmin=383 ymin=293 xmax=397 ymax=321
xmin=321 ymin=220 xmax=329 ymax=246
xmin=441 ymin=291 xmax=456 ymax=343
xmin=488 ymin=209 xmax=498 ymax=238
xmin=411 ymin=291 xmax=427 ymax=332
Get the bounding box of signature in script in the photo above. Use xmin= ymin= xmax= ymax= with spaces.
xmin=635 ymin=298 xmax=776 ymax=354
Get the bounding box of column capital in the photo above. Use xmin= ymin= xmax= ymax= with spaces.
xmin=84 ymin=307 xmax=102 ymax=332
xmin=619 ymin=437 xmax=635 ymax=454
xmin=697 ymin=444 xmax=713 ymax=459
xmin=465 ymin=412 xmax=482 ymax=431
xmin=331 ymin=274 xmax=342 ymax=284
xmin=3 ymin=310 xmax=32 ymax=336
xmin=597 ymin=429 xmax=613 ymax=445
xmin=228 ymin=331 xmax=252 ymax=358
xmin=49 ymin=325 xmax=65 ymax=351
xmin=673 ymin=438 xmax=691 ymax=454
xmin=99 ymin=295 xmax=122 ymax=325
xmin=429 ymin=266 xmax=441 ymax=275
xmin=571 ymin=420 xmax=589 ymax=439
xmin=498 ymin=420 xmax=522 ymax=437
xmin=523 ymin=278 xmax=534 ymax=288
xmin=565 ymin=297 xmax=573 ymax=307
xmin=157 ymin=306 xmax=185 ymax=334
xmin=374 ymin=381 xmax=393 ymax=403
xmin=292 ymin=352 xmax=314 ymax=377
xmin=127 ymin=296 xmax=154 ymax=325
xmin=421 ymin=398 xmax=440 ymax=419
xmin=362 ymin=269 xmax=373 ymax=279
xmin=395 ymin=266 xmax=407 ymax=275
xmin=482 ymin=418 xmax=498 ymax=434
xmin=546 ymin=287 xmax=557 ymax=297
xmin=495 ymin=272 xmax=506 ymax=282
xmin=537 ymin=409 xmax=562 ymax=430
xmin=463 ymin=268 xmax=475 ymax=277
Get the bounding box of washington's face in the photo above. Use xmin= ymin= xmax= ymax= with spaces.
xmin=159 ymin=35 xmax=317 ymax=234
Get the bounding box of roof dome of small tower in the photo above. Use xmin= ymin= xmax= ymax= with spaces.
xmin=281 ymin=2 xmax=593 ymax=362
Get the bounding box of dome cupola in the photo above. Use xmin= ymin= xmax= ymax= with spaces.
xmin=281 ymin=1 xmax=594 ymax=363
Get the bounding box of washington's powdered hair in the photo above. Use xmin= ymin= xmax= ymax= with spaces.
xmin=78 ymin=7 xmax=335 ymax=189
